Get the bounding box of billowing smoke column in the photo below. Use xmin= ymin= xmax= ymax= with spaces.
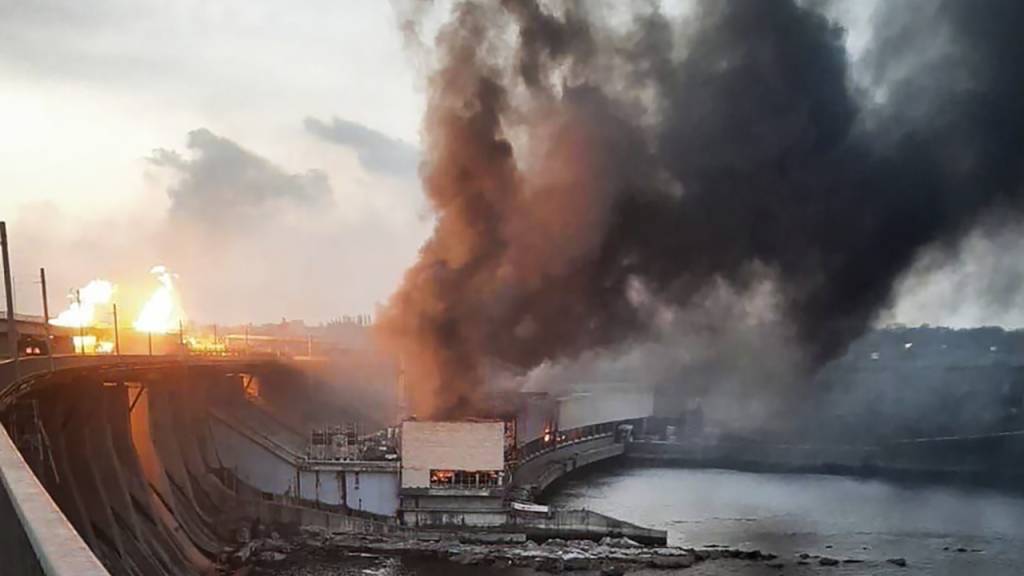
xmin=378 ymin=0 xmax=1024 ymax=418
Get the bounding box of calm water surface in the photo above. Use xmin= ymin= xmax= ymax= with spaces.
xmin=546 ymin=466 xmax=1024 ymax=575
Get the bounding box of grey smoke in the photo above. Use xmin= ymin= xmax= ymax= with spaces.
xmin=150 ymin=127 xmax=332 ymax=227
xmin=886 ymin=220 xmax=1024 ymax=329
xmin=304 ymin=116 xmax=419 ymax=178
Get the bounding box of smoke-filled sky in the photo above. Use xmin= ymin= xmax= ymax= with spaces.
xmin=376 ymin=0 xmax=1024 ymax=417
xmin=2 ymin=0 xmax=1024 ymax=341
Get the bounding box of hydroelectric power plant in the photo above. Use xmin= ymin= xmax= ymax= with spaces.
xmin=2 ymin=303 xmax=1024 ymax=575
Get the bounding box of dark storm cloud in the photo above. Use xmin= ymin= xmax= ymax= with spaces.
xmin=304 ymin=116 xmax=419 ymax=178
xmin=150 ymin=128 xmax=332 ymax=227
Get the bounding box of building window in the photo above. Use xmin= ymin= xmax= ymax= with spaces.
xmin=429 ymin=469 xmax=502 ymax=489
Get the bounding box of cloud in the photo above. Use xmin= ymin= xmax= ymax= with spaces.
xmin=149 ymin=128 xmax=332 ymax=227
xmin=304 ymin=116 xmax=419 ymax=178
xmin=134 ymin=127 xmax=426 ymax=324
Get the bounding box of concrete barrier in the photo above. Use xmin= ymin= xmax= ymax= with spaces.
xmin=0 ymin=422 xmax=109 ymax=575
xmin=513 ymin=435 xmax=624 ymax=495
xmin=509 ymin=508 xmax=667 ymax=545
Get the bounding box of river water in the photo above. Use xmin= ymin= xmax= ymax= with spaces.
xmin=545 ymin=466 xmax=1024 ymax=575
xmin=268 ymin=466 xmax=1024 ymax=575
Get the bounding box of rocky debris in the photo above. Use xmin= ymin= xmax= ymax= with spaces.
xmin=648 ymin=554 xmax=695 ymax=569
xmin=228 ymin=535 xmax=299 ymax=569
xmin=600 ymin=564 xmax=625 ymax=576
xmin=600 ymin=536 xmax=642 ymax=548
xmin=257 ymin=551 xmax=287 ymax=563
xmin=451 ymin=551 xmax=487 ymax=565
xmin=224 ymin=529 xmax=923 ymax=574
xmin=234 ymin=542 xmax=256 ymax=563
xmin=227 ymin=531 xmax=782 ymax=573
xmin=887 ymin=557 xmax=908 ymax=567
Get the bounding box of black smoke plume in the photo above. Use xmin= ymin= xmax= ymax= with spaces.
xmin=379 ymin=0 xmax=1024 ymax=418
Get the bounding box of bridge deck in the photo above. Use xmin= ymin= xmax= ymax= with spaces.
xmin=0 ymin=354 xmax=286 ymax=408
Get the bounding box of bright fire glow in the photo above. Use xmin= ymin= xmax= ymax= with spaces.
xmin=51 ymin=280 xmax=114 ymax=328
xmin=72 ymin=335 xmax=115 ymax=354
xmin=133 ymin=265 xmax=183 ymax=334
xmin=185 ymin=336 xmax=226 ymax=354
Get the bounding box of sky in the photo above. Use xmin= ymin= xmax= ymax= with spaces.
xmin=1 ymin=0 xmax=1021 ymax=329
xmin=0 ymin=0 xmax=433 ymax=324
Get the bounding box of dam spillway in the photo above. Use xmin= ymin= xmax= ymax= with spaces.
xmin=0 ymin=355 xmax=659 ymax=575
xmin=0 ymin=355 xmax=407 ymax=575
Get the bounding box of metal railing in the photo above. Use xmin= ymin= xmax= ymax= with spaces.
xmin=516 ymin=421 xmax=619 ymax=464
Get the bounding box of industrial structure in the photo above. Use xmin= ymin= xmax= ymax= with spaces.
xmin=0 ymin=350 xmax=660 ymax=576
xmin=399 ymin=420 xmax=508 ymax=527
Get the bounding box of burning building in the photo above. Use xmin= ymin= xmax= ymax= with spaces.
xmin=399 ymin=419 xmax=508 ymax=527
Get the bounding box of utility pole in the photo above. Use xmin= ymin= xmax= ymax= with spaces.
xmin=147 ymin=332 xmax=153 ymax=356
xmin=1 ymin=222 xmax=19 ymax=377
xmin=75 ymin=289 xmax=84 ymax=354
xmin=39 ymin=268 xmax=54 ymax=371
xmin=112 ymin=303 xmax=120 ymax=356
xmin=179 ymin=319 xmax=184 ymax=354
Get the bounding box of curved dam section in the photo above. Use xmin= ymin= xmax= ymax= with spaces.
xmin=508 ymin=423 xmax=665 ymax=545
xmin=0 ymin=356 xmax=398 ymax=576
xmin=512 ymin=429 xmax=625 ymax=496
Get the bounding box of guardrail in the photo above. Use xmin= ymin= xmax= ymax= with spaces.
xmin=516 ymin=421 xmax=618 ymax=464
xmin=0 ymin=355 xmax=284 ymax=410
xmin=0 ymin=421 xmax=109 ymax=575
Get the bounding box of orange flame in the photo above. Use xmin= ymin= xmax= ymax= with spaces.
xmin=133 ymin=266 xmax=184 ymax=334
xmin=50 ymin=280 xmax=114 ymax=328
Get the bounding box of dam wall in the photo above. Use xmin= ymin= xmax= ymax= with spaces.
xmin=0 ymin=361 xmax=399 ymax=576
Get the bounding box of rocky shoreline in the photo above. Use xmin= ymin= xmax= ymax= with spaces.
xmin=222 ymin=527 xmax=914 ymax=574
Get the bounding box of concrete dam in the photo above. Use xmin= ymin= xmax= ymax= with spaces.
xmin=0 ymin=355 xmax=658 ymax=575
xmin=0 ymin=355 xmax=408 ymax=575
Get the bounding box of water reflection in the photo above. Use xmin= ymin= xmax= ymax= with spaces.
xmin=546 ymin=467 xmax=1024 ymax=575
